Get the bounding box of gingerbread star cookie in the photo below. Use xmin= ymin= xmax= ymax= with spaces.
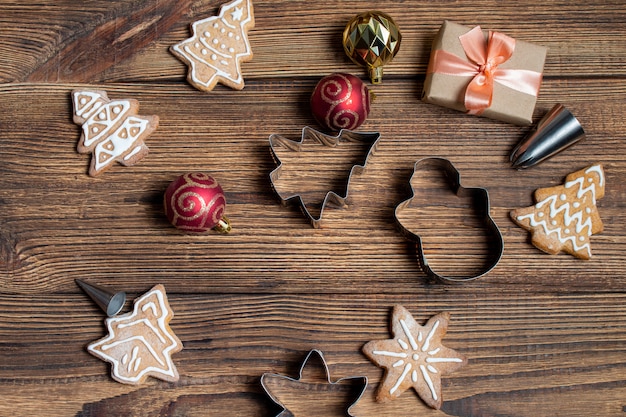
xmin=72 ymin=89 xmax=158 ymax=176
xmin=362 ymin=305 xmax=467 ymax=410
xmin=510 ymin=163 xmax=605 ymax=259
xmin=88 ymin=284 xmax=183 ymax=385
xmin=170 ymin=0 xmax=254 ymax=91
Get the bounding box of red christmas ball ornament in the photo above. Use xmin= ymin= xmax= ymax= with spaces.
xmin=164 ymin=173 xmax=231 ymax=233
xmin=310 ymin=73 xmax=371 ymax=131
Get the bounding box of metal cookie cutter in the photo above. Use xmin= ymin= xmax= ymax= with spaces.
xmin=394 ymin=157 xmax=504 ymax=283
xmin=269 ymin=127 xmax=381 ymax=228
xmin=260 ymin=349 xmax=368 ymax=417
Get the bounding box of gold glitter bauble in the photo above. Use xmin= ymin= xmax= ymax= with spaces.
xmin=342 ymin=11 xmax=402 ymax=84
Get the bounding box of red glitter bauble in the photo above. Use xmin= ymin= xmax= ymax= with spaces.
xmin=164 ymin=173 xmax=231 ymax=233
xmin=310 ymin=73 xmax=371 ymax=131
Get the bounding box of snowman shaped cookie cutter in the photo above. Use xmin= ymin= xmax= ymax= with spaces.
xmin=394 ymin=157 xmax=504 ymax=283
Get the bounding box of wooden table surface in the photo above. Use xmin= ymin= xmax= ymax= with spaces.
xmin=1 ymin=1 xmax=625 ymax=416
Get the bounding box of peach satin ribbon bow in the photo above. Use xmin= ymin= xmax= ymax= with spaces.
xmin=428 ymin=26 xmax=543 ymax=114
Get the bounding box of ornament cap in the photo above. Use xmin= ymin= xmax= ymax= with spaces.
xmin=369 ymin=66 xmax=384 ymax=84
xmin=213 ymin=215 xmax=232 ymax=234
xmin=76 ymin=279 xmax=126 ymax=317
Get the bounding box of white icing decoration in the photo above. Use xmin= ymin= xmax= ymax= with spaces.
xmin=400 ymin=319 xmax=418 ymax=350
xmin=128 ymin=346 xmax=139 ymax=372
xmin=118 ymin=318 xmax=166 ymax=344
xmin=124 ymin=145 xmax=143 ymax=161
xmin=420 ymin=365 xmax=438 ymax=400
xmin=372 ymin=350 xmax=407 ymax=358
xmin=585 ymin=165 xmax=604 ymax=186
xmin=426 ymin=357 xmax=464 ymax=363
xmin=73 ymin=91 xmax=103 ymax=118
xmin=81 ymin=99 xmax=131 ymax=148
xmin=231 ymin=6 xmax=243 ymax=20
xmin=392 ymin=360 xmax=404 ymax=367
xmin=93 ymin=116 xmax=148 ymax=172
xmin=397 ymin=339 xmax=408 ymax=350
xmin=421 ymin=320 xmax=439 ymax=352
xmin=389 ymin=363 xmax=411 ymax=395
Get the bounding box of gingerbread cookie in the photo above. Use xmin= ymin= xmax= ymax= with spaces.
xmin=170 ymin=0 xmax=254 ymax=91
xmin=362 ymin=305 xmax=467 ymax=410
xmin=510 ymin=163 xmax=605 ymax=259
xmin=72 ymin=90 xmax=158 ymax=176
xmin=87 ymin=284 xmax=183 ymax=385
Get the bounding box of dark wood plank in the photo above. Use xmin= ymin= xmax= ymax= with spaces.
xmin=0 ymin=293 xmax=624 ymax=416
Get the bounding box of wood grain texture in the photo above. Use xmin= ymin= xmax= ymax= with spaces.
xmin=1 ymin=0 xmax=625 ymax=416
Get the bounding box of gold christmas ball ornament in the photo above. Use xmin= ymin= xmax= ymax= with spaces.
xmin=342 ymin=11 xmax=402 ymax=84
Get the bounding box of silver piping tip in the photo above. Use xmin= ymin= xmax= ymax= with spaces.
xmin=510 ymin=104 xmax=585 ymax=169
xmin=76 ymin=279 xmax=126 ymax=317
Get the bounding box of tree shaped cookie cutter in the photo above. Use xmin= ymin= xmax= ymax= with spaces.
xmin=394 ymin=157 xmax=504 ymax=283
xmin=260 ymin=349 xmax=368 ymax=416
xmin=269 ymin=127 xmax=381 ymax=228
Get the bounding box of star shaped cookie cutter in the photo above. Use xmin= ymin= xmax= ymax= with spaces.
xmin=269 ymin=127 xmax=381 ymax=228
xmin=394 ymin=157 xmax=504 ymax=283
xmin=260 ymin=349 xmax=368 ymax=416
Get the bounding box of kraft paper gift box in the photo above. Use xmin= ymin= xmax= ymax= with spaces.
xmin=422 ymin=20 xmax=548 ymax=125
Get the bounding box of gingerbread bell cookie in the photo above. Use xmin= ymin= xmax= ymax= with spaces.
xmin=72 ymin=89 xmax=158 ymax=176
xmin=510 ymin=163 xmax=605 ymax=259
xmin=362 ymin=305 xmax=467 ymax=410
xmin=170 ymin=0 xmax=254 ymax=91
xmin=87 ymin=284 xmax=183 ymax=385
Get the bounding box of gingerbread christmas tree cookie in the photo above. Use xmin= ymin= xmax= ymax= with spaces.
xmin=88 ymin=284 xmax=183 ymax=385
xmin=362 ymin=305 xmax=467 ymax=410
xmin=510 ymin=163 xmax=605 ymax=259
xmin=170 ymin=0 xmax=254 ymax=91
xmin=72 ymin=89 xmax=158 ymax=176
